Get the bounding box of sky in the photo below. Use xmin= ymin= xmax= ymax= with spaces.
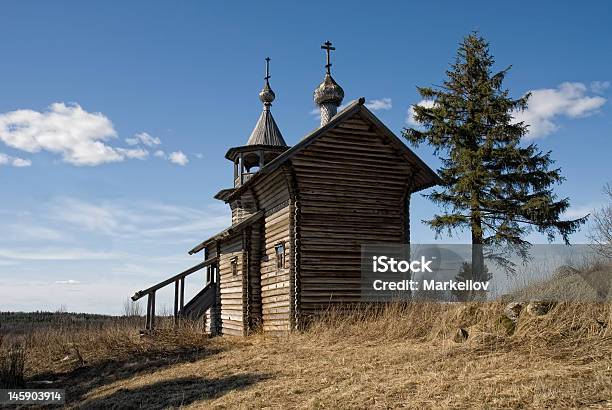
xmin=0 ymin=1 xmax=610 ymax=314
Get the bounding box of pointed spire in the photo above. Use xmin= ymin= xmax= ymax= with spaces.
xmin=247 ymin=57 xmax=286 ymax=146
xmin=314 ymin=41 xmax=344 ymax=127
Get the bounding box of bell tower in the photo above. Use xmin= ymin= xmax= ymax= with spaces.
xmin=218 ymin=58 xmax=289 ymax=224
xmin=225 ymin=57 xmax=288 ymax=188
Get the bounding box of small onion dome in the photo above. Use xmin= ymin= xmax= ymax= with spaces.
xmin=313 ymin=73 xmax=344 ymax=106
xmin=259 ymin=80 xmax=275 ymax=105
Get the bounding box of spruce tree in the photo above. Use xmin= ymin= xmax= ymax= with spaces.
xmin=403 ymin=33 xmax=587 ymax=278
xmin=452 ymin=262 xmax=491 ymax=301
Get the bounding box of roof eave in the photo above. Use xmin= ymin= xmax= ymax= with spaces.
xmin=188 ymin=211 xmax=264 ymax=255
xmin=214 ymin=188 xmax=235 ymax=201
xmin=225 ymin=145 xmax=289 ymax=161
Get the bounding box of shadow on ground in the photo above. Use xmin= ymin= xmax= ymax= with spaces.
xmin=30 ymin=345 xmax=225 ymax=405
xmin=75 ymin=373 xmax=270 ymax=409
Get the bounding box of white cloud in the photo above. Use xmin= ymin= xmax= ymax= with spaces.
xmin=49 ymin=198 xmax=123 ymax=236
xmin=0 ymin=152 xmax=31 ymax=167
xmin=562 ymin=204 xmax=596 ymax=220
xmin=6 ymin=224 xmax=66 ymax=241
xmin=0 ymin=103 xmax=166 ymax=166
xmin=117 ymin=147 xmax=149 ymax=160
xmin=0 ymin=248 xmax=121 ymax=261
xmin=154 ymin=150 xmax=166 ymax=158
xmin=405 ymin=99 xmax=436 ymax=126
xmin=0 ymin=103 xmax=124 ymax=166
xmin=47 ymin=197 xmax=227 ymax=239
xmin=126 ymin=132 xmax=161 ymax=147
xmin=168 ymin=151 xmax=188 ymax=166
xmin=12 ymin=157 xmax=32 ymax=167
xmin=365 ymin=98 xmax=392 ymax=111
xmin=194 ymin=153 xmax=204 ymax=159
xmin=512 ymin=82 xmax=606 ymax=139
xmin=590 ymin=81 xmax=610 ymax=94
xmin=55 ymin=279 xmax=81 ymax=285
xmin=405 ymin=83 xmax=606 ymax=138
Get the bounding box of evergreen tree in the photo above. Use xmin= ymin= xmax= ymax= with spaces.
xmin=403 ymin=33 xmax=587 ymax=278
xmin=452 ymin=262 xmax=491 ymax=301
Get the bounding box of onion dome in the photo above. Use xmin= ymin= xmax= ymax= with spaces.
xmin=259 ymin=79 xmax=275 ymax=106
xmin=313 ymin=73 xmax=344 ymax=106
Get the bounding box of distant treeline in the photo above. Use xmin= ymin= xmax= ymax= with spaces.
xmin=0 ymin=311 xmax=140 ymax=335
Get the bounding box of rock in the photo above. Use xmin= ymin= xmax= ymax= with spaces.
xmin=503 ymin=302 xmax=524 ymax=324
xmin=525 ymin=300 xmax=555 ymax=316
xmin=453 ymin=327 xmax=469 ymax=343
xmin=498 ymin=315 xmax=517 ymax=335
xmin=501 ymin=301 xmax=525 ymax=335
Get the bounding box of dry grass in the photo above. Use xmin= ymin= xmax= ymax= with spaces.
xmin=0 ymin=335 xmax=27 ymax=388
xmin=509 ymin=262 xmax=612 ymax=302
xmin=9 ymin=267 xmax=612 ymax=409
xmin=13 ymin=302 xmax=610 ymax=409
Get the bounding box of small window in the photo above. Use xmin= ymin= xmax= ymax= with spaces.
xmin=275 ymin=243 xmax=286 ymax=271
xmin=230 ymin=257 xmax=238 ymax=276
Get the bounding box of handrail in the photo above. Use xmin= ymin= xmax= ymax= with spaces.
xmin=131 ymin=257 xmax=218 ymax=334
xmin=131 ymin=258 xmax=217 ymax=301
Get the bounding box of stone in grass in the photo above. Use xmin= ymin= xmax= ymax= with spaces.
xmin=525 ymin=300 xmax=556 ymax=316
xmin=498 ymin=314 xmax=517 ymax=335
xmin=453 ymin=327 xmax=469 ymax=343
xmin=504 ymin=302 xmax=524 ymax=324
xmin=499 ymin=302 xmax=525 ymax=335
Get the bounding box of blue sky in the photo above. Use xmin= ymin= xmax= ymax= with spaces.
xmin=0 ymin=1 xmax=610 ymax=313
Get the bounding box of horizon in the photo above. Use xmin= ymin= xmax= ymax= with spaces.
xmin=1 ymin=1 xmax=610 ymax=314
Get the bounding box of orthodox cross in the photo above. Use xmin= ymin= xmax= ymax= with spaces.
xmin=264 ymin=57 xmax=271 ymax=81
xmin=321 ymin=41 xmax=335 ymax=74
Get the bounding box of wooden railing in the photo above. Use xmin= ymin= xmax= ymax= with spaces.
xmin=131 ymin=258 xmax=217 ymax=332
xmin=234 ymin=172 xmax=255 ymax=187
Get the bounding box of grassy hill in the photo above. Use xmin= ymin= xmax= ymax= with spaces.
xmin=1 ymin=267 xmax=611 ymax=409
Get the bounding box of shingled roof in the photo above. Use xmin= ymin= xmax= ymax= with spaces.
xmin=246 ymin=108 xmax=287 ymax=147
xmin=224 ymin=98 xmax=441 ymax=202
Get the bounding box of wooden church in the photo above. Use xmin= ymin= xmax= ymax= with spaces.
xmin=132 ymin=42 xmax=440 ymax=336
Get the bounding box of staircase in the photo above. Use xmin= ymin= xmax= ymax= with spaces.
xmin=180 ymin=280 xmax=216 ymax=320
xmin=131 ymin=257 xmax=218 ymax=333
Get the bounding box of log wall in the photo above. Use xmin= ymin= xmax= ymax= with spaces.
xmin=292 ymin=112 xmax=413 ymax=320
xmin=231 ymin=190 xmax=258 ymax=225
xmin=252 ymin=168 xmax=293 ymax=333
xmin=246 ymin=223 xmax=262 ymax=332
xmin=218 ymin=235 xmax=246 ymax=336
